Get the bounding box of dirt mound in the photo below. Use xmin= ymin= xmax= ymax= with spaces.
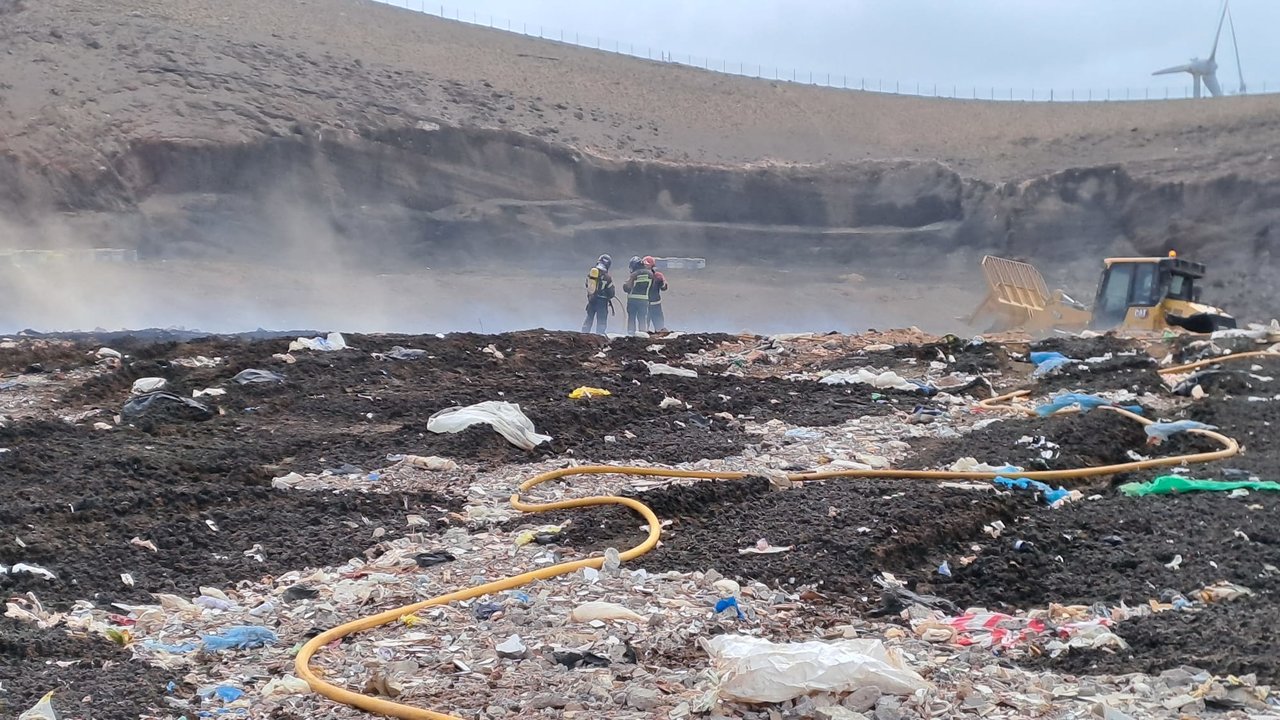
xmin=0 ymin=418 xmax=457 ymax=608
xmin=0 ymin=618 xmax=179 ymax=719
xmin=902 ymin=410 xmax=1150 ymax=475
xmin=561 ymin=478 xmax=1031 ymax=600
xmin=1039 ymin=598 xmax=1280 ymax=683
xmin=912 ymin=491 xmax=1280 ymax=610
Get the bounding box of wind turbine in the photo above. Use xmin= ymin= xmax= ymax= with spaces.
xmin=1152 ymin=0 xmax=1245 ymax=98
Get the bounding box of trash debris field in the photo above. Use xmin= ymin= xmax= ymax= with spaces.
xmin=3 ymin=328 xmax=1280 ymax=719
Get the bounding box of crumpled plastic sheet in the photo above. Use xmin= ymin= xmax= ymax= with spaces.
xmin=232 ymin=369 xmax=286 ymax=385
xmin=1035 ymin=392 xmax=1143 ymax=417
xmin=200 ymin=625 xmax=279 ymax=651
xmin=993 ymin=476 xmax=1072 ymax=505
xmin=289 ymin=331 xmax=347 ymax=352
xmin=427 ymin=401 xmax=551 ymax=450
xmin=1120 ymin=475 xmax=1280 ymax=496
xmin=645 ymin=361 xmax=698 ymax=378
xmin=122 ymin=392 xmax=211 ymax=418
xmin=701 ymin=634 xmax=928 ymax=703
xmin=819 ymin=367 xmax=921 ymax=392
xmin=1029 ymin=351 xmax=1074 ymax=378
xmin=1144 ymin=420 xmax=1218 ymax=443
xmin=373 ymin=345 xmax=427 ymax=361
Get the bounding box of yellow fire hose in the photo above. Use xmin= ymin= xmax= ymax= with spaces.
xmin=295 ymin=352 xmax=1275 ymax=719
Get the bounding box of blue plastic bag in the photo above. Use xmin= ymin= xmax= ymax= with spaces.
xmin=714 ymin=596 xmax=746 ymax=620
xmin=994 ymin=476 xmax=1072 ymax=505
xmin=1035 ymin=392 xmax=1144 ymax=417
xmin=1144 ymin=420 xmax=1218 ymax=443
xmin=200 ymin=626 xmax=279 ymax=651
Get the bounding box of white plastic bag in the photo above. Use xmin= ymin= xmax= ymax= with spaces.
xmin=818 ymin=367 xmax=915 ymax=391
xmin=400 ymin=455 xmax=459 ymax=471
xmin=131 ymin=377 xmax=167 ymax=394
xmin=646 ymin=361 xmax=698 ymax=378
xmin=702 ymin=635 xmax=928 ymax=703
xmin=427 ymin=401 xmax=551 ymax=450
xmin=569 ymin=601 xmax=647 ymax=624
xmin=19 ymin=691 xmax=59 ymax=720
xmin=289 ymin=332 xmax=347 ymax=352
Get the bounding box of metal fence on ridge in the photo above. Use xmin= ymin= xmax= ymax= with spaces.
xmin=369 ymin=0 xmax=1276 ymax=102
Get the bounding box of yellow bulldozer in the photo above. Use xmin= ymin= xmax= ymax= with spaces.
xmin=969 ymin=252 xmax=1236 ymax=336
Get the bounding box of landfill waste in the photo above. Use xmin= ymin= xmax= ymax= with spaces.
xmin=1030 ymin=351 xmax=1075 ymax=378
xmin=1144 ymin=420 xmax=1218 ymax=444
xmin=18 ymin=691 xmax=58 ymax=720
xmin=912 ymin=610 xmax=1122 ymax=651
xmin=495 ymin=634 xmax=527 ymax=658
xmin=1120 ymin=475 xmax=1280 ymax=496
xmin=568 ymin=386 xmax=612 ymax=399
xmin=993 ymin=476 xmax=1076 ymax=506
xmin=427 ymin=401 xmax=551 ymax=450
xmin=702 ymin=635 xmax=929 ymax=703
xmin=0 ymin=562 xmax=57 ymax=580
xmin=568 ymin=601 xmax=647 ymax=624
xmin=819 ymin=367 xmax=917 ymax=391
xmin=131 ymin=377 xmax=167 ymax=394
xmin=715 ymin=596 xmax=747 ymax=619
xmin=1035 ymin=392 xmax=1144 ymax=417
xmin=372 ymin=345 xmax=427 ymax=361
xmin=261 ymin=676 xmax=311 ymax=697
xmin=645 ymin=361 xmax=698 ymax=378
xmin=738 ymin=538 xmax=793 ymax=554
xmin=398 ymin=455 xmax=459 ymax=471
xmin=200 ymin=625 xmax=279 ymax=651
xmin=414 ymin=548 xmax=455 ymax=566
xmin=121 ymin=392 xmax=212 ymax=419
xmin=192 ymin=387 xmax=227 ymax=398
xmin=514 ymin=525 xmax=562 ymax=546
xmin=289 ymin=331 xmax=347 ymax=352
xmin=232 ymin=368 xmax=286 ymax=385
xmin=473 ymin=602 xmax=504 ymax=620
xmin=552 ymin=650 xmax=610 ymax=669
xmin=213 ymin=686 xmax=245 ymax=702
xmin=1171 ymin=369 xmax=1242 ymax=397
xmin=948 ymin=457 xmax=1022 ymax=474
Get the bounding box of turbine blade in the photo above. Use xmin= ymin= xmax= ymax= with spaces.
xmin=1228 ymin=2 xmax=1245 ymax=92
xmin=1210 ymin=0 xmax=1228 ymax=60
xmin=1154 ymin=63 xmax=1196 ymax=76
xmin=1204 ymin=73 xmax=1223 ymax=97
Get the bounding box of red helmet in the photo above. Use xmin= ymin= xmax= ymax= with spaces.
xmin=642 ymin=256 xmax=656 ymax=268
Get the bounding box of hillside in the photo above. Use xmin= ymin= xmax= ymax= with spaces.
xmin=1 ymin=0 xmax=1278 ymax=322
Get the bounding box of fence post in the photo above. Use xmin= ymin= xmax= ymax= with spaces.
xmin=1049 ymin=89 xmax=1053 ymax=101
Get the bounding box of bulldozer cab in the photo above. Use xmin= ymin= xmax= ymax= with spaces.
xmin=1091 ymin=255 xmax=1233 ymax=333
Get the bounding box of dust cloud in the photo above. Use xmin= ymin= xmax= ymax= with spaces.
xmin=0 ymin=205 xmax=981 ymax=336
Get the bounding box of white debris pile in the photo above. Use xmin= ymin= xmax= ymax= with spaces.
xmin=9 ymin=514 xmax=1271 ymax=720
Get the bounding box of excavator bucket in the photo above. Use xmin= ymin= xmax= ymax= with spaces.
xmin=968 ymin=256 xmax=1090 ymax=334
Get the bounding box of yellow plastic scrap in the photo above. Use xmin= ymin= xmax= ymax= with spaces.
xmin=19 ymin=691 xmax=59 ymax=720
xmin=514 ymin=525 xmax=562 ymax=547
xmin=568 ymin=386 xmax=611 ymax=400
xmin=399 ymin=614 xmax=422 ymax=627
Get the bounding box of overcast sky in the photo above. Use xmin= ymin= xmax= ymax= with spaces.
xmin=379 ymin=0 xmax=1277 ymax=98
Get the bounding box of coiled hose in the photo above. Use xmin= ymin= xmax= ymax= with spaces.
xmin=295 ymin=350 xmax=1274 ymax=720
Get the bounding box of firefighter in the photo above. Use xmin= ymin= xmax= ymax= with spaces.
xmin=581 ymin=254 xmax=614 ymax=335
xmin=622 ymin=255 xmax=653 ymax=335
xmin=643 ymin=256 xmax=669 ymax=332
